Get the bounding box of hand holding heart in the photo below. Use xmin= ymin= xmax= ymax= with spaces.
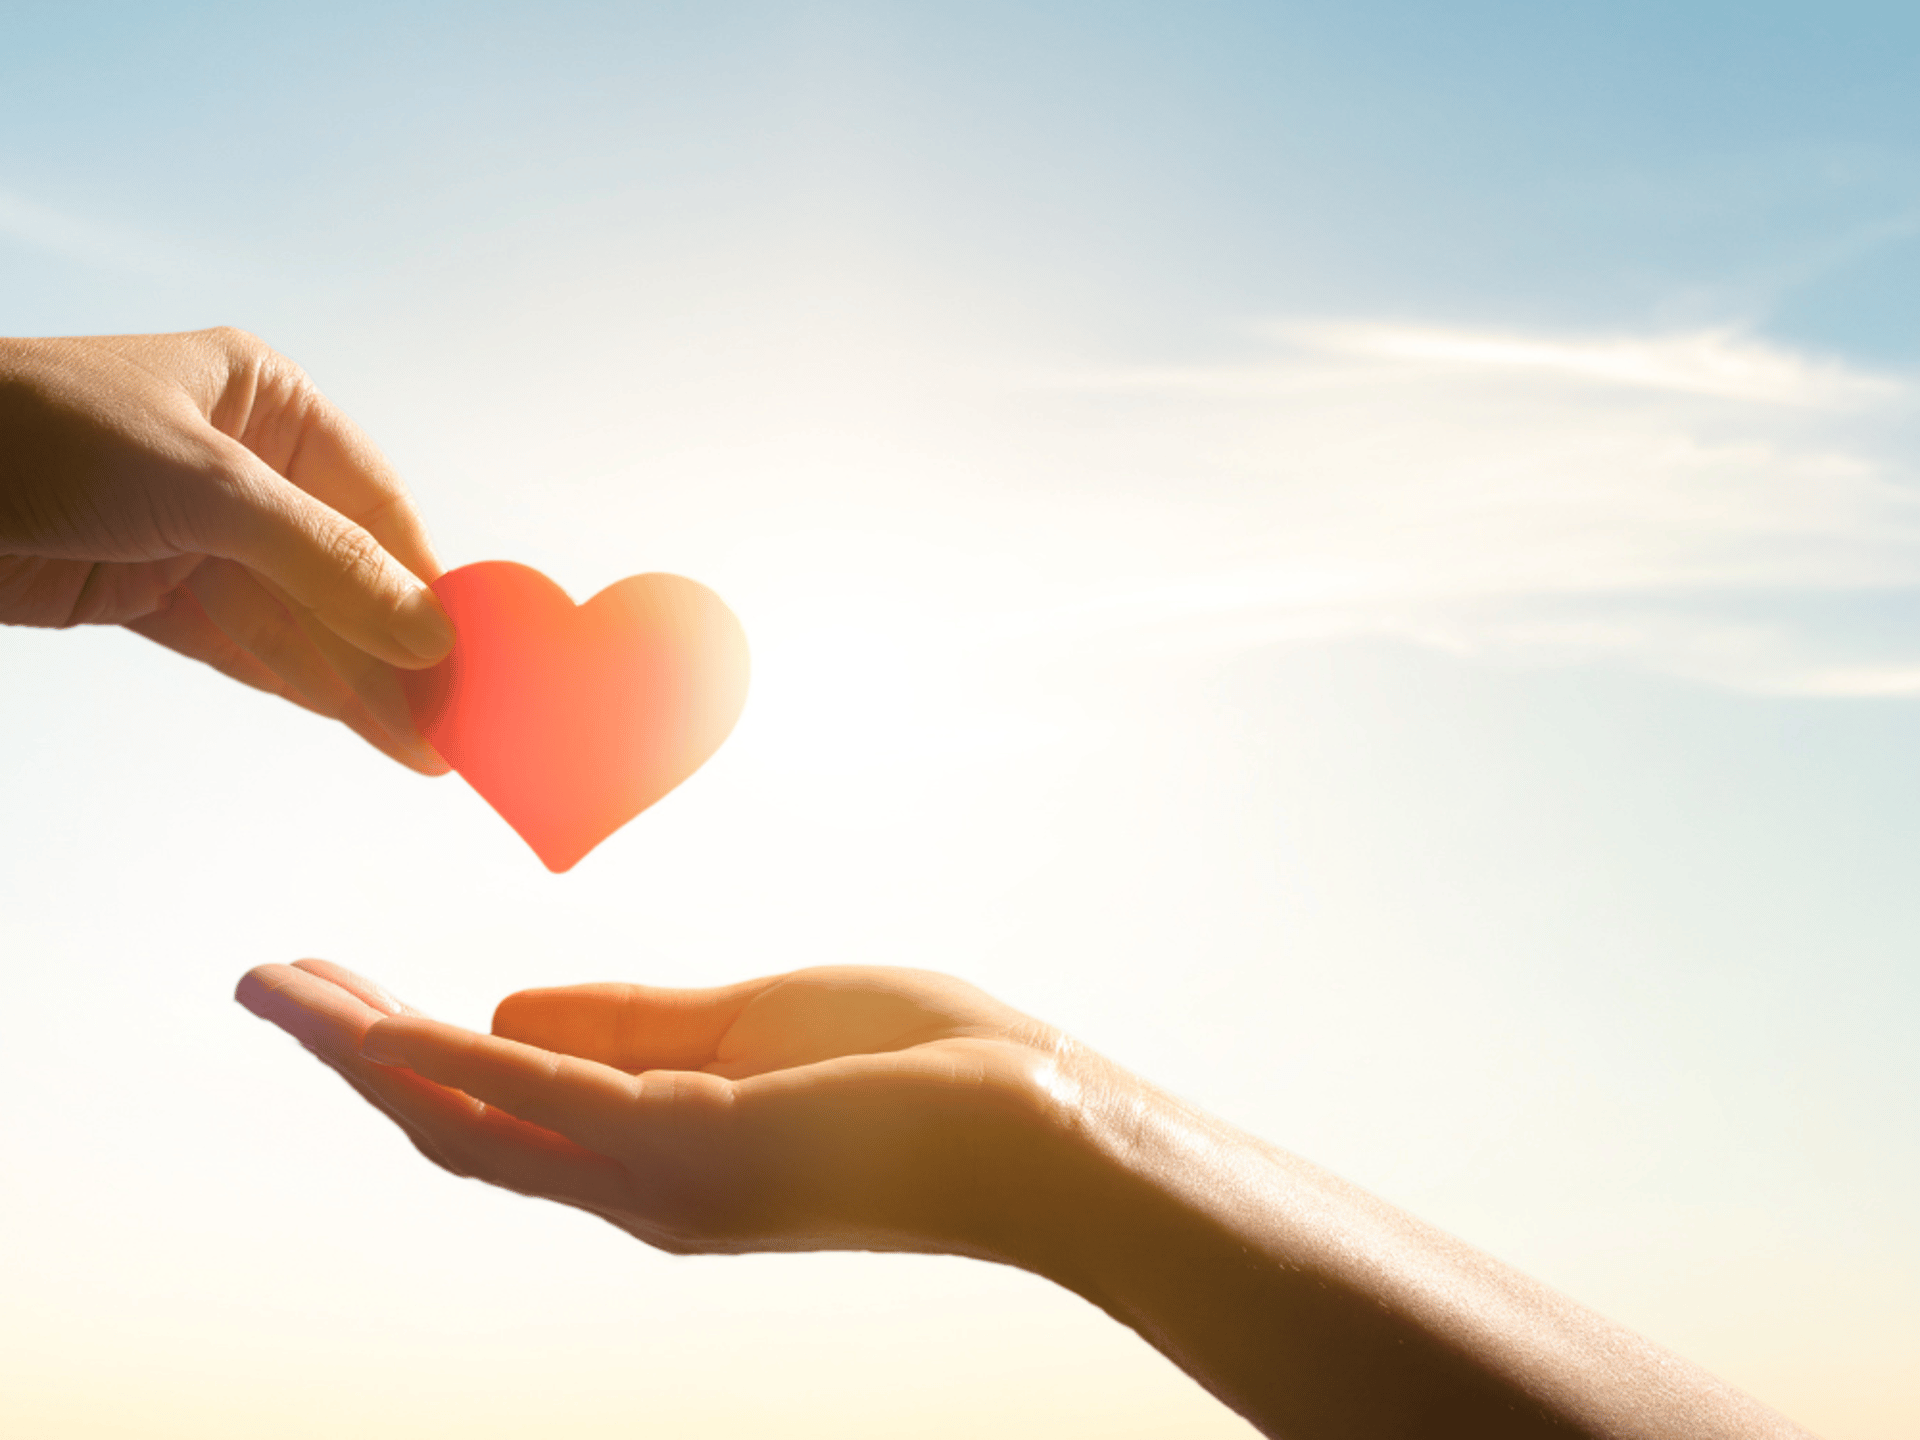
xmin=1 ymin=328 xmax=455 ymax=773
xmin=4 ymin=329 xmax=749 ymax=859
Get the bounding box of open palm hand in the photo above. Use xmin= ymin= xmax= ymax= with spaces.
xmin=238 ymin=959 xmax=1088 ymax=1263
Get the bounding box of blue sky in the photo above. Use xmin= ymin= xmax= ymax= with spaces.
xmin=11 ymin=2 xmax=1920 ymax=340
xmin=3 ymin=5 xmax=1918 ymax=1438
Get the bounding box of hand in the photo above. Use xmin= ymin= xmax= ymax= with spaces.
xmin=233 ymin=960 xmax=1083 ymax=1261
xmin=239 ymin=958 xmax=1810 ymax=1439
xmin=0 ymin=329 xmax=454 ymax=772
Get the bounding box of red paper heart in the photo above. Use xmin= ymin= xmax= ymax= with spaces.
xmin=401 ymin=561 xmax=749 ymax=872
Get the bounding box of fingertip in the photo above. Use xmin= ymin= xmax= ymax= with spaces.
xmin=205 ymin=465 xmax=453 ymax=670
xmin=490 ymin=990 xmax=581 ymax=1051
xmin=234 ymin=962 xmax=352 ymax=1050
xmin=410 ymin=745 xmax=453 ymax=777
xmin=234 ymin=963 xmax=290 ymax=1016
xmin=488 ymin=984 xmax=579 ymax=1030
xmin=490 ymin=990 xmax=536 ymax=1037
xmin=338 ymin=698 xmax=449 ymax=774
xmin=392 ymin=586 xmax=456 ymax=666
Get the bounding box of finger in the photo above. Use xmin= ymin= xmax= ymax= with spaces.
xmin=400 ymin=1075 xmax=625 ymax=1209
xmin=310 ymin=1038 xmax=629 ymax=1209
xmin=238 ymin=963 xmax=627 ymax=1209
xmin=187 ymin=558 xmax=359 ymax=713
xmin=186 ymin=559 xmax=445 ymax=774
xmin=291 ymin=958 xmax=419 ymax=1017
xmin=255 ymin=574 xmax=449 ymax=775
xmin=236 ymin=961 xmax=386 ymax=1054
xmin=337 ymin=705 xmax=448 ymax=774
xmin=187 ymin=433 xmax=454 ymax=670
xmin=270 ymin=384 xmax=444 ymax=587
xmin=66 ymin=554 xmax=203 ymax=626
xmin=361 ymin=1017 xmax=677 ymax=1158
xmin=203 ymin=334 xmax=444 ymax=584
xmin=127 ymin=586 xmax=408 ymax=764
xmin=125 ymin=585 xmax=325 ymax=712
xmin=311 ymin=1041 xmax=474 ymax=1174
xmin=490 ymin=978 xmax=780 ymax=1072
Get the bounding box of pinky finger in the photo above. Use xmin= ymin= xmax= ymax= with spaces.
xmin=125 ymin=586 xmax=322 ymax=713
xmin=130 ymin=582 xmax=442 ymax=775
xmin=327 ymin=1052 xmax=624 ymax=1230
xmin=308 ymin=1044 xmax=471 ymax=1176
xmin=325 ymin=1048 xmax=632 ymax=1210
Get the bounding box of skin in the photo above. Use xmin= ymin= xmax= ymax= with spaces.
xmin=237 ymin=960 xmax=1814 ymax=1440
xmin=0 ymin=328 xmax=454 ymax=771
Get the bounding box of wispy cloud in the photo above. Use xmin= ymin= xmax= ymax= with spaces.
xmin=1278 ymin=323 xmax=1903 ymax=408
xmin=455 ymin=305 xmax=1920 ymax=704
xmin=979 ymin=322 xmax=1920 ymax=694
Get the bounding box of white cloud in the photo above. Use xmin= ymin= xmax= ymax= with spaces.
xmin=977 ymin=322 xmax=1920 ymax=695
xmin=408 ymin=299 xmax=1920 ymax=704
xmin=1279 ymin=322 xmax=1903 ymax=408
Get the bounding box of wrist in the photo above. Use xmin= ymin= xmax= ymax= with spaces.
xmin=990 ymin=1044 xmax=1306 ymax=1362
xmin=971 ymin=1039 xmax=1191 ymax=1293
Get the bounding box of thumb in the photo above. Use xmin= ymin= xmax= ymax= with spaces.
xmin=191 ymin=438 xmax=455 ymax=668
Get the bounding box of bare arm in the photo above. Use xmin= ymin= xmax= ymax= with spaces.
xmin=236 ymin=960 xmax=1811 ymax=1440
xmin=1021 ymin=1056 xmax=1800 ymax=1438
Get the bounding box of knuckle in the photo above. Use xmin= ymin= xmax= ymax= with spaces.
xmin=234 ymin=606 xmax=303 ymax=671
xmin=226 ymin=609 xmax=345 ymax=714
xmin=201 ymin=325 xmax=265 ymax=364
xmin=143 ymin=583 xmax=188 ymax=622
xmin=259 ymin=348 xmax=319 ymax=410
xmin=320 ymin=521 xmax=392 ymax=594
xmin=201 ymin=327 xmax=325 ymax=458
xmin=245 ymin=613 xmax=302 ymax=670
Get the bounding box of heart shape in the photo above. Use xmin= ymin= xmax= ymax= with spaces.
xmin=401 ymin=561 xmax=749 ymax=872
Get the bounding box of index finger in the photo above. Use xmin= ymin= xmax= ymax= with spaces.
xmin=237 ymin=962 xmax=630 ymax=1211
xmin=192 ymin=447 xmax=454 ymax=669
xmin=276 ymin=384 xmax=442 ymax=587
xmin=178 ymin=331 xmax=455 ymax=668
xmin=203 ymin=329 xmax=443 ymax=586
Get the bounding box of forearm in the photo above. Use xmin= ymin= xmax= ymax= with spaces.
xmin=1019 ymin=1056 xmax=1807 ymax=1440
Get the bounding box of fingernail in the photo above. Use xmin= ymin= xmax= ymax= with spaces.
xmin=370 ymin=711 xmax=447 ymax=775
xmin=395 ymin=587 xmax=456 ymax=663
xmin=236 ymin=975 xmax=332 ymax=1052
xmin=406 ymin=737 xmax=451 ymax=775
